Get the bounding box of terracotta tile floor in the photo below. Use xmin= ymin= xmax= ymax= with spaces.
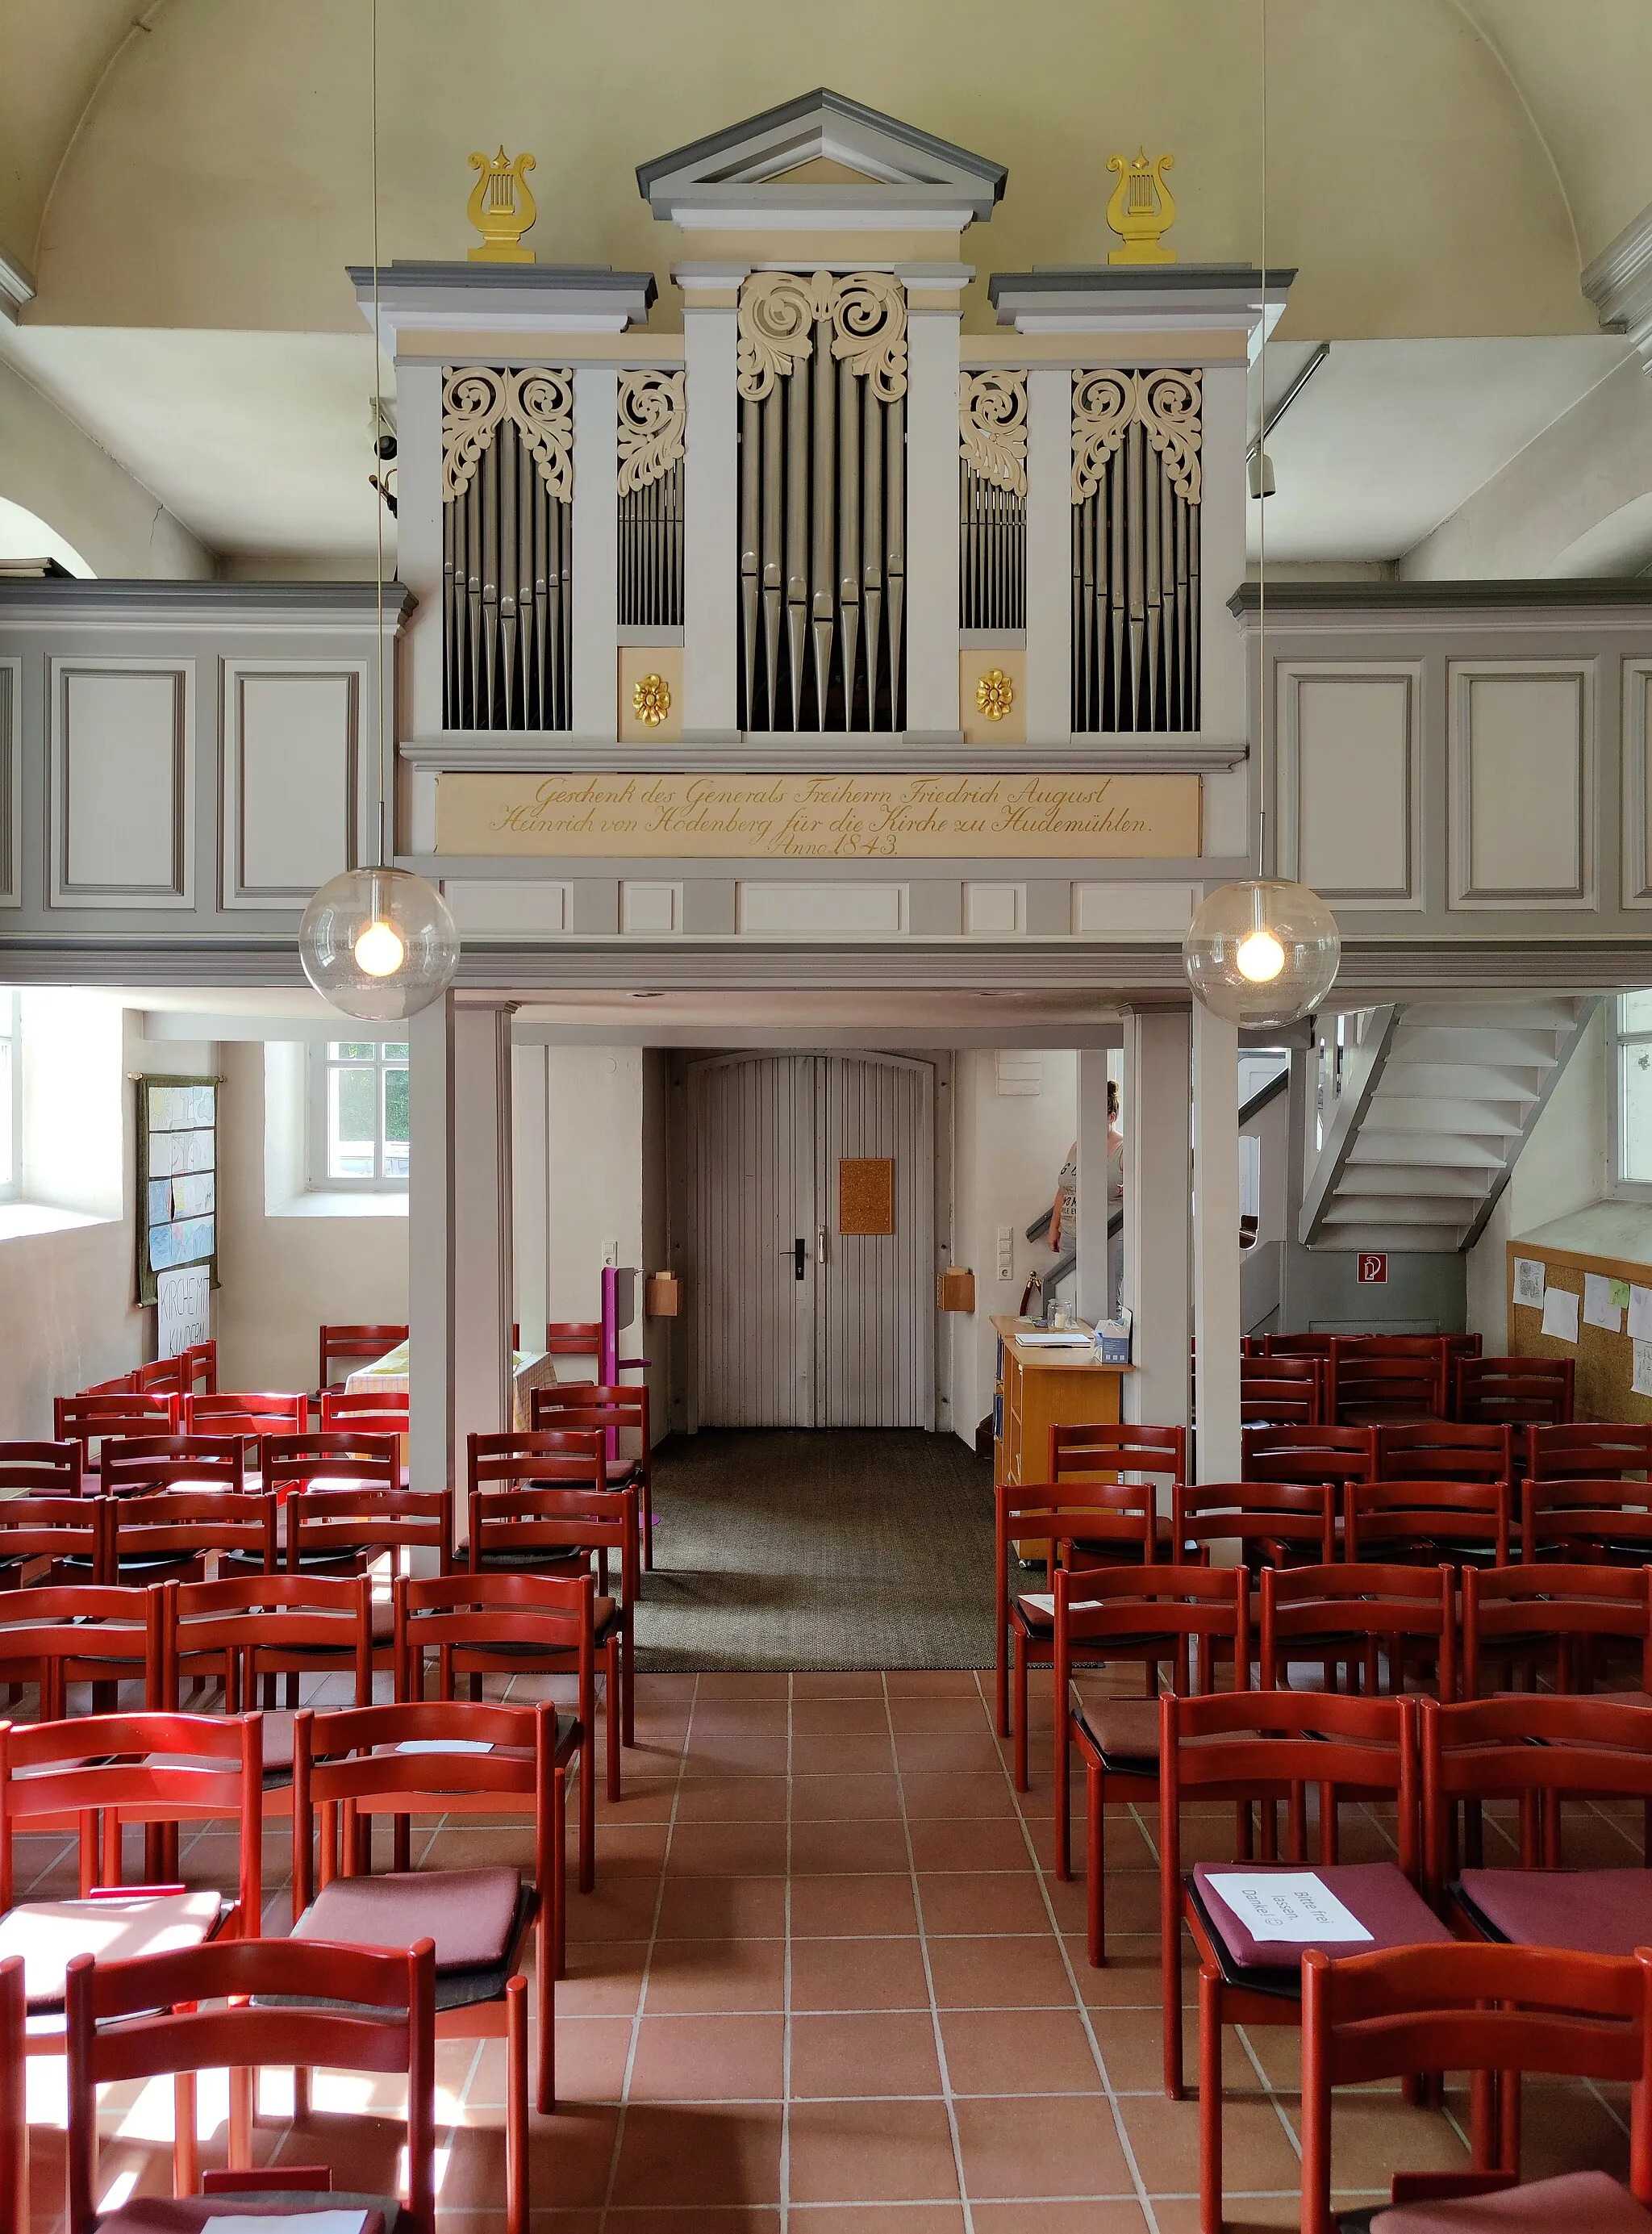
xmin=17 ymin=1666 xmax=1640 ymax=2232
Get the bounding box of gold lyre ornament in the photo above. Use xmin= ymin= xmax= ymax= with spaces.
xmin=466 ymin=147 xmax=537 ymax=264
xmin=1105 ymin=148 xmax=1176 ymax=265
xmin=975 ymin=669 xmax=1015 ymax=722
xmin=633 ymin=673 xmax=672 ymax=727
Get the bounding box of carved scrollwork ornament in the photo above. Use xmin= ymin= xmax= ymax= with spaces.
xmin=441 ymin=363 xmax=574 ymax=503
xmin=1071 ymin=366 xmax=1200 ymax=505
xmin=736 ymin=269 xmax=907 ymax=403
xmin=958 ymin=370 xmax=1028 ymax=495
xmin=616 ymin=369 xmax=687 ymax=495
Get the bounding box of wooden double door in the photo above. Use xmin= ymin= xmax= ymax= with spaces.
xmin=690 ymin=1051 xmax=934 ymax=1428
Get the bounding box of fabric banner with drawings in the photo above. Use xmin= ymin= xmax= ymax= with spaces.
xmin=136 ymin=1075 xmax=220 ymax=1304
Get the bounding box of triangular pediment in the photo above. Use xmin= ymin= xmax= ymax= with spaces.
xmin=636 ymin=88 xmax=1006 ymax=228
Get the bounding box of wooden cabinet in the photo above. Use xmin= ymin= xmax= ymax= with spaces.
xmin=991 ymin=1313 xmax=1129 ymax=1489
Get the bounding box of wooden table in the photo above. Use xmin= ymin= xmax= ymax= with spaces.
xmin=991 ymin=1313 xmax=1132 ymax=1493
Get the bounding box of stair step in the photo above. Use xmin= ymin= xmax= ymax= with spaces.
xmin=1389 ymin=1025 xmax=1570 ymax=1067
xmin=1345 ymin=1138 xmax=1507 ymax=1172
xmin=1371 ymin=1061 xmax=1543 ymax=1102
xmin=1357 ymin=1097 xmax=1525 ymax=1137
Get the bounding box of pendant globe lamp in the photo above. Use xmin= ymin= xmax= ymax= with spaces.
xmin=300 ymin=0 xmax=459 ymax=1025
xmin=1182 ymin=876 xmax=1340 ymax=1029
xmin=1183 ymin=0 xmax=1338 ymax=1035
xmin=299 ymin=864 xmax=460 ymax=1021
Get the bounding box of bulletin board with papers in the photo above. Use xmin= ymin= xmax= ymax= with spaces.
xmin=1507 ymin=1239 xmax=1652 ymax=1423
xmin=136 ymin=1075 xmax=220 ymax=1306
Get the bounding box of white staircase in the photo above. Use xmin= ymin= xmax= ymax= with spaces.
xmin=1299 ymin=996 xmax=1597 ymax=1254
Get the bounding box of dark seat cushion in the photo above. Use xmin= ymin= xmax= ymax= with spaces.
xmin=295 ymin=1864 xmax=520 ymax=1973
xmin=1193 ymin=1860 xmax=1450 ymax=1973
xmin=0 ymin=1890 xmax=223 ymax=2011
xmin=1455 ymin=1866 xmax=1652 ymax=1957
xmin=1365 ymin=2169 xmax=1652 ymax=2231
xmin=1066 ymin=1681 xmax=1161 ymax=1764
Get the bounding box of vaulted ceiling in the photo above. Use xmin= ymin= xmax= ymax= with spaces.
xmin=2 ymin=0 xmax=1650 ymax=573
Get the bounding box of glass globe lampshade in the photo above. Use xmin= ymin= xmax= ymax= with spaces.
xmin=1183 ymin=878 xmax=1341 ymax=1029
xmin=298 ymin=866 xmax=460 ymax=1021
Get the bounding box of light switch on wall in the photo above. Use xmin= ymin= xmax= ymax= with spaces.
xmin=602 ymin=1239 xmax=620 ymax=1269
xmin=996 ymin=1225 xmax=1015 ymax=1280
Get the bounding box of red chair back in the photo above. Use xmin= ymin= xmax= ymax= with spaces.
xmin=320 ymin=1386 xmax=410 ymax=1436
xmin=181 ymin=1338 xmax=217 ymax=1395
xmin=0 ymin=1496 xmax=107 ymax=1585
xmin=469 ymin=1428 xmax=605 ymax=1496
xmin=1260 ymin=1561 xmax=1457 ymax=1701
xmin=1054 ymin=1564 xmax=1249 ymax=1700
xmin=1344 ymin=1475 xmax=1509 ymax=1568
xmin=394 ymin=1569 xmax=594 ymax=1706
xmin=1462 ymin=1562 xmax=1652 ymax=1700
xmin=319 ymin=1321 xmax=408 ymax=1390
xmin=0 ymin=1440 xmax=83 ymax=1498
xmin=1420 ymin=1692 xmax=1652 ymax=1890
xmin=99 ymin=1434 xmax=246 ymax=1500
xmin=286 ymin=1482 xmax=452 ymax=1576
xmin=1375 ymin=1420 xmax=1512 ymax=1484
xmin=1172 ymin=1480 xmax=1336 ymax=1567
xmin=1049 ymin=1422 xmax=1185 ymax=1483
xmin=0 ymin=1584 xmax=162 ymax=1718
xmin=1240 ymin=1354 xmax=1322 ymax=1427
xmin=1529 ymin=1422 xmax=1652 ymax=1481
xmin=1454 ymin=1353 xmax=1573 ymax=1427
xmin=110 ymin=1489 xmax=276 ymax=1576
xmin=1521 ymin=1476 xmax=1652 ymax=1564
xmin=135 ymin=1356 xmax=188 ymax=1397
xmin=1262 ymin=1333 xmax=1332 ymax=1359
xmin=1299 ymin=1940 xmax=1652 ymax=2234
xmin=1328 ymin=1335 xmax=1447 ymax=1425
xmin=1242 ymin=1423 xmax=1377 ymax=1487
xmin=543 ymin=1320 xmax=603 ymax=1358
xmin=52 ymin=1391 xmax=178 ymax=1467
xmin=165 ymin=1572 xmax=373 ymax=1710
xmin=65 ymin=1935 xmax=437 ymax=2234
xmin=183 ymin=1391 xmax=308 ymax=1441
xmin=261 ymin=1430 xmax=402 ymax=1498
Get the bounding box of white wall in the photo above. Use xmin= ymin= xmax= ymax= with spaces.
xmin=1466 ymin=1004 xmax=1608 ymax=1351
xmin=949 ymin=1048 xmax=1079 ymax=1446
xmin=640 ymin=1047 xmax=671 ymax=1439
xmin=546 ymin=1046 xmax=645 ymax=1330
xmin=0 ymin=353 xmax=208 ymax=579
xmin=214 ymin=1040 xmax=407 ymax=1392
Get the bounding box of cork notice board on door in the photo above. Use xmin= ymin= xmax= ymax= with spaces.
xmin=839 ymin=1158 xmax=895 ymax=1236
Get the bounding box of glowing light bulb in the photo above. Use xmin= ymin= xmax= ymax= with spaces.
xmin=1234 ymin=928 xmax=1286 ymax=983
xmin=353 ymin=918 xmax=406 ymax=978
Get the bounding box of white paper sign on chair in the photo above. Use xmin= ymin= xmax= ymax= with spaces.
xmin=156 ymin=1263 xmax=211 ymax=1358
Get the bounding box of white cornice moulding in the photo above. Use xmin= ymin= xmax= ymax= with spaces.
xmin=1583 ymin=199 xmax=1652 ymax=374
xmin=666 ymin=196 xmax=977 ymax=236
xmin=0 ymin=248 xmax=34 ymax=323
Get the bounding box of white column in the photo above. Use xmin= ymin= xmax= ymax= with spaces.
xmin=511 ymin=1042 xmax=549 ymax=1352
xmin=1074 ymin=1050 xmax=1112 ymax=1326
xmin=1123 ymin=1008 xmax=1191 ymax=1430
xmin=572 ymin=365 xmax=619 ymax=738
xmin=678 ymin=268 xmax=743 ymax=741
xmin=903 ymin=286 xmax=963 ymax=737
xmin=392 ymin=360 xmax=445 ymax=757
xmin=407 ymin=996 xmax=455 ymax=1499
xmin=1191 ymin=999 xmax=1241 ymax=1480
xmin=407 ymin=996 xmax=515 ymax=1497
xmin=1024 ymin=365 xmax=1070 ymax=745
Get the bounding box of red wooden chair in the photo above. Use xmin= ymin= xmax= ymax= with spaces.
xmin=395 ymin=1569 xmax=596 ymax=1909
xmin=109 ymin=1487 xmax=277 ymax=1584
xmin=1050 ymin=1422 xmax=1184 ymax=1560
xmin=1171 ymin=1480 xmax=1337 ymax=1570
xmin=182 ymin=1388 xmax=309 ymax=1451
xmin=1523 ymin=1476 xmax=1652 ymax=1565
xmin=292 ymin=1697 xmax=564 ymax=2225
xmin=1328 ymin=1334 xmax=1449 ymax=1426
xmin=181 ymin=1335 xmax=217 ymax=1395
xmin=1299 ymin=1939 xmax=1652 ymax=2234
xmin=52 ymin=1390 xmax=179 ymax=1475
xmin=318 ymin=1319 xmax=408 ymax=1393
xmin=544 ymin=1318 xmax=603 ymax=1363
xmin=1240 ymin=1352 xmax=1322 ymax=1426
xmin=286 ymin=1482 xmax=447 ymax=1581
xmin=1529 ymin=1422 xmax=1652 ymax=1481
xmin=0 ymin=1709 xmax=263 ymax=2099
xmin=994 ymin=1476 xmax=1156 ymax=1785
xmin=0 ymin=1957 xmax=21 ymax=2234
xmin=531 ymin=1380 xmax=656 ymax=1568
xmin=264 ymin=1428 xmax=402 ymax=1501
xmin=0 ymin=1438 xmax=82 ymax=1505
xmin=0 ymin=1491 xmax=106 ymax=1589
xmin=1160 ymin=1688 xmax=1447 ymax=2234
xmin=1462 ymin=1561 xmax=1652 ymax=1701
xmin=136 ymin=1355 xmax=189 ymax=1397
xmin=1344 ymin=1475 xmax=1512 ymax=1568
xmin=1262 ymin=1333 xmax=1333 ymax=1359
xmin=0 ymin=1582 xmax=163 ymax=1719
xmin=1377 ymin=1418 xmax=1513 ymax=1485
xmin=1054 ymin=1564 xmax=1248 ymax=1965
xmin=320 ymin=1385 xmax=411 ymax=1439
xmin=1260 ymin=1560 xmax=1458 ymax=1702
xmin=1454 ymin=1352 xmax=1574 ymax=1431
xmin=1422 ymin=1693 xmax=1652 ymax=1945
xmin=65 ymin=1934 xmax=436 ymax=2234
xmin=1242 ymin=1422 xmax=1378 ymax=1493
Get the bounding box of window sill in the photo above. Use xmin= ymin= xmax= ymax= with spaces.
xmin=0 ymin=1201 xmax=113 ymax=1242
xmin=271 ymin=1191 xmax=409 ymax=1221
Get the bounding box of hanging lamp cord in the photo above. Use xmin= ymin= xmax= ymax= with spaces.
xmin=1256 ymin=0 xmax=1269 ymax=880
xmin=370 ymin=0 xmax=386 ymax=875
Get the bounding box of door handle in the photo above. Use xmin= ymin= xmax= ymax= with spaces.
xmin=794 ymin=1238 xmax=807 ymax=1281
